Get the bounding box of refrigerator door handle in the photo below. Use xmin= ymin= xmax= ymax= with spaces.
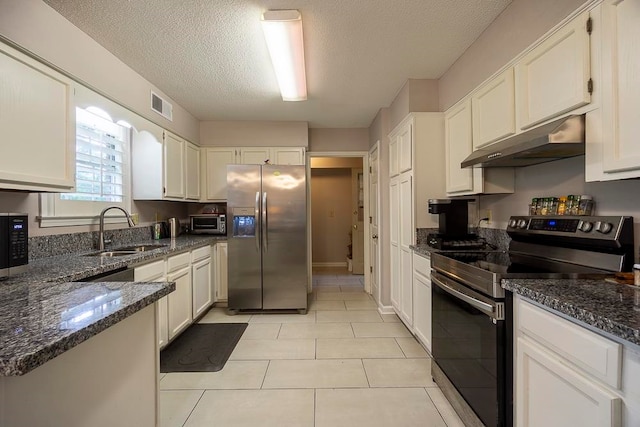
xmin=262 ymin=191 xmax=268 ymax=252
xmin=255 ymin=191 xmax=260 ymax=252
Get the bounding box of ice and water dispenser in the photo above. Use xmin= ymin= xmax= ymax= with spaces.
xmin=232 ymin=207 xmax=256 ymax=237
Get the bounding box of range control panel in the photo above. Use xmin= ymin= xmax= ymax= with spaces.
xmin=506 ymin=215 xmax=633 ymax=241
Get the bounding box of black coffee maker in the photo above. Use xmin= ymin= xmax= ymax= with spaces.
xmin=427 ymin=199 xmax=483 ymax=249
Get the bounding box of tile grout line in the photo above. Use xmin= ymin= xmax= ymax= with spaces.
xmin=360 ymin=358 xmax=371 ymax=388
xmin=179 ymin=389 xmax=206 ymax=427
xmin=260 ymin=359 xmax=271 ymax=389
xmin=424 ymin=387 xmax=452 ymax=427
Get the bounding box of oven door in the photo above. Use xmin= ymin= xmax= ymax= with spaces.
xmin=431 ymin=270 xmax=507 ymax=427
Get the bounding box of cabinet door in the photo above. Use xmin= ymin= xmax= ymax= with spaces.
xmin=167 ymin=266 xmax=192 ymax=340
xmin=192 ymin=257 xmax=212 ymax=318
xmin=445 ymin=100 xmax=481 ymax=195
xmin=389 ymin=137 xmax=399 ymax=177
xmin=398 ymin=123 xmax=413 ymax=173
xmin=412 ymin=269 xmax=431 ymax=352
xmin=134 ymin=260 xmax=168 ymax=348
xmin=516 ymin=337 xmax=621 ymax=427
xmin=164 ymin=131 xmax=185 ymax=199
xmin=399 ymin=173 xmax=413 ymax=326
xmin=273 ymin=147 xmax=305 ymax=165
xmin=215 ymin=242 xmax=228 ymax=301
xmin=389 ymin=179 xmax=400 ymax=311
xmin=516 ymin=11 xmax=591 ymax=130
xmin=185 ymin=141 xmax=201 ymax=200
xmin=601 ymin=0 xmax=640 ymax=174
xmin=204 ymin=148 xmax=237 ymax=200
xmin=0 ymin=42 xmax=75 ymax=191
xmin=472 ymin=67 xmax=516 ymax=149
xmin=240 ymin=147 xmax=270 ymax=164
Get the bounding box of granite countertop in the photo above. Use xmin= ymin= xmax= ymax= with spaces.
xmin=503 ymin=278 xmax=640 ymax=347
xmin=0 ymin=234 xmax=226 ymax=376
xmin=410 ymin=244 xmax=438 ymax=257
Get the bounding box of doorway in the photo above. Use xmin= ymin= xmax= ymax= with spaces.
xmin=307 ymin=152 xmax=369 ymax=293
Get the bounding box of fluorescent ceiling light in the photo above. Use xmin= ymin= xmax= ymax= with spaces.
xmin=261 ymin=10 xmax=307 ymax=101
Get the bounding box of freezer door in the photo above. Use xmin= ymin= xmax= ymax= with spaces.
xmin=227 ymin=164 xmax=262 ymax=310
xmin=261 ymin=165 xmax=308 ymax=310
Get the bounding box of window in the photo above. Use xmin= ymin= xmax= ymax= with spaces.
xmin=61 ymin=107 xmax=128 ymax=203
xmin=39 ymin=84 xmax=163 ymax=228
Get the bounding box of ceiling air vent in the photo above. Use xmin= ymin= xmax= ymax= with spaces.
xmin=151 ymin=91 xmax=173 ymax=121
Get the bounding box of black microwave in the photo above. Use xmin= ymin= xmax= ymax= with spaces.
xmin=0 ymin=213 xmax=28 ymax=278
xmin=190 ymin=214 xmax=226 ymax=235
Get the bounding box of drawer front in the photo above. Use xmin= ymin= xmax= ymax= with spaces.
xmin=134 ymin=259 xmax=165 ymax=281
xmin=518 ymin=299 xmax=621 ymax=389
xmin=167 ymin=251 xmax=191 ymax=273
xmin=413 ymin=252 xmax=431 ymax=278
xmin=191 ymin=245 xmax=211 ymax=263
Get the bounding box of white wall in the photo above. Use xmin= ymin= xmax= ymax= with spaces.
xmin=389 ymin=79 xmax=439 ymax=130
xmin=308 ymin=128 xmax=369 ymax=152
xmin=200 ymin=121 xmax=308 ymax=147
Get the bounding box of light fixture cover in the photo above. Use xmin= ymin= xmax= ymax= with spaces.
xmin=261 ymin=10 xmax=307 ymax=101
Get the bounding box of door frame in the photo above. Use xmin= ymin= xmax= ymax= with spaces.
xmin=368 ymin=141 xmax=380 ymax=305
xmin=306 ymin=151 xmax=370 ymax=294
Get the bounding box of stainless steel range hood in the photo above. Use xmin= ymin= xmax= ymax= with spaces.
xmin=461 ymin=115 xmax=585 ymax=168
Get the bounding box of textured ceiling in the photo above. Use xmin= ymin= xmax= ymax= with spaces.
xmin=43 ymin=0 xmax=512 ymax=128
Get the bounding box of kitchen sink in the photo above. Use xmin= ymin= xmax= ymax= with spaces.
xmin=84 ymin=251 xmax=139 ymax=257
xmin=114 ymin=244 xmax=168 ymax=252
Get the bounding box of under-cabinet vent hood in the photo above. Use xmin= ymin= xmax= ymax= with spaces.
xmin=461 ymin=115 xmax=585 ymax=168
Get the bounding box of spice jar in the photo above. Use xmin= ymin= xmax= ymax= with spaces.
xmin=578 ymin=195 xmax=594 ymax=215
xmin=569 ymin=195 xmax=581 ymax=215
xmin=548 ymin=197 xmax=559 ymax=215
xmin=557 ymin=196 xmax=567 ymax=215
xmin=540 ymin=198 xmax=549 ymax=215
xmin=530 ymin=198 xmax=538 ymax=215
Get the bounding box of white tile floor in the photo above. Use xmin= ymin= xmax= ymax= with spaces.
xmin=159 ymin=268 xmax=465 ymax=427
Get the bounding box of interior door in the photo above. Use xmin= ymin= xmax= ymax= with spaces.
xmin=369 ymin=145 xmax=380 ymax=302
xmin=351 ymin=168 xmax=365 ymax=275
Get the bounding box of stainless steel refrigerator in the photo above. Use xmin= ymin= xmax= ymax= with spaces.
xmin=227 ymin=164 xmax=308 ymax=313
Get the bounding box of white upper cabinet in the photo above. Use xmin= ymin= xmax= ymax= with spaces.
xmin=516 ymin=10 xmax=592 ymax=130
xmin=389 ymin=119 xmax=412 ymax=176
xmin=239 ymin=147 xmax=271 ymax=164
xmin=599 ymin=0 xmax=640 ymax=175
xmin=202 ymin=147 xmax=236 ymax=201
xmin=273 ymin=147 xmax=305 ymax=165
xmin=185 ymin=141 xmax=201 ymax=200
xmin=472 ymin=67 xmax=516 ymax=149
xmin=132 ymin=130 xmax=199 ymax=201
xmin=164 ymin=131 xmax=185 ymax=199
xmin=0 ymin=42 xmax=75 ymax=192
xmin=201 ymin=146 xmax=305 ymax=201
xmin=445 ymin=100 xmax=479 ymax=194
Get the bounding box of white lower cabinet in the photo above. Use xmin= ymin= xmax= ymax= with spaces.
xmin=191 ymin=246 xmax=212 ymax=318
xmin=514 ymin=296 xmax=640 ymax=427
xmin=167 ymin=263 xmax=193 ymax=340
xmin=412 ymin=252 xmax=431 ymax=353
xmin=214 ymin=242 xmax=228 ymax=302
xmin=134 ymin=259 xmax=168 ymax=348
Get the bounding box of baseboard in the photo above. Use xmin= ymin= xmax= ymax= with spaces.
xmin=377 ymin=304 xmax=395 ymax=315
xmin=312 ymin=262 xmax=348 ymax=268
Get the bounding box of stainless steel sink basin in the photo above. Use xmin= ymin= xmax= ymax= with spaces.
xmin=115 ymin=244 xmax=168 ymax=252
xmin=84 ymin=251 xmax=139 ymax=257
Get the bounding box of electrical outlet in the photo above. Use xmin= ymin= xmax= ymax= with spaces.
xmin=485 ymin=209 xmax=492 ymax=224
xmin=131 ymin=213 xmax=139 ymax=225
xmin=328 ymin=209 xmax=335 ymax=218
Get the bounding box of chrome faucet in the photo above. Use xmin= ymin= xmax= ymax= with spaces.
xmin=98 ymin=206 xmax=135 ymax=250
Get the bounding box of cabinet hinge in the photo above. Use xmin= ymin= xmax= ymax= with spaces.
xmin=586 ymin=17 xmax=593 ymax=35
xmin=163 ymin=186 xmax=166 ymax=195
xmin=369 ymin=216 xmax=373 ymax=224
xmin=370 ymin=266 xmax=373 ymax=273
xmin=587 ymin=78 xmax=594 ymax=94
xmin=369 ymin=166 xmax=372 ymax=173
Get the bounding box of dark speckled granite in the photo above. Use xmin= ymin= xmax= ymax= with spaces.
xmin=0 ymin=234 xmax=226 ymax=376
xmin=503 ymin=279 xmax=640 ymax=346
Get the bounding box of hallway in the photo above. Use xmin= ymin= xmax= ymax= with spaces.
xmin=159 ymin=269 xmax=464 ymax=426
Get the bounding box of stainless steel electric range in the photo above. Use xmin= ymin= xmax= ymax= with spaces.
xmin=430 ymin=215 xmax=634 ymax=427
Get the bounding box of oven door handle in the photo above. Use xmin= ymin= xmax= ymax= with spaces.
xmin=431 ymin=275 xmax=495 ymax=316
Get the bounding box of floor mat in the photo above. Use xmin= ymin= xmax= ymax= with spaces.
xmin=160 ymin=323 xmax=248 ymax=373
